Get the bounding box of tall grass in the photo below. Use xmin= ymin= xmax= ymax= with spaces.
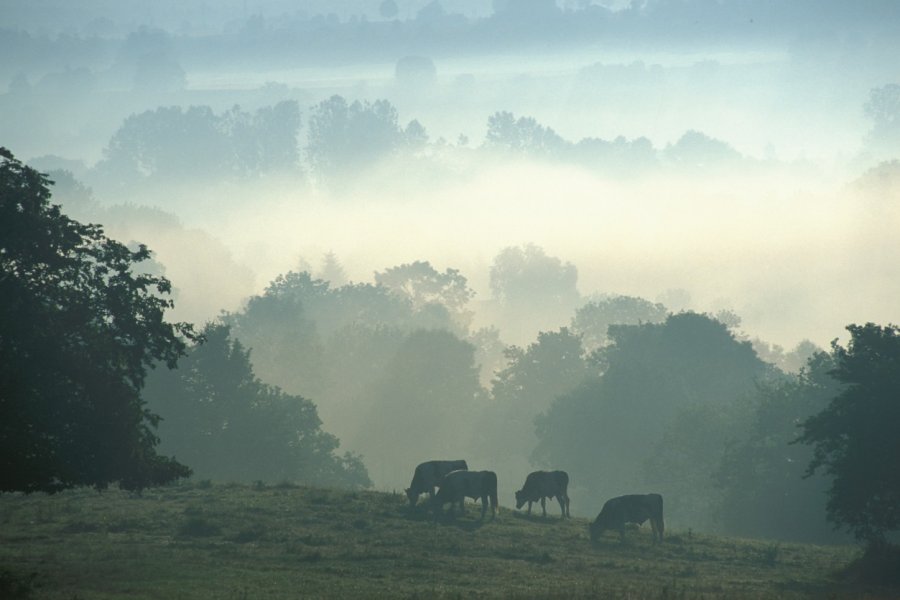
xmin=0 ymin=482 xmax=882 ymax=599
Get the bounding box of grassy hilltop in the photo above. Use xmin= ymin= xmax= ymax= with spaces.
xmin=0 ymin=482 xmax=888 ymax=599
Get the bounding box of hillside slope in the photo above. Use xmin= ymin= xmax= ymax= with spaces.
xmin=0 ymin=482 xmax=884 ymax=599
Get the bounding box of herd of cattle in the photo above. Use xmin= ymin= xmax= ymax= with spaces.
xmin=404 ymin=459 xmax=664 ymax=543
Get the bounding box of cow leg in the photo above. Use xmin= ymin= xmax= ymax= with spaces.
xmin=556 ymin=495 xmax=566 ymax=518
xmin=526 ymin=501 xmax=532 ymax=515
xmin=540 ymin=497 xmax=547 ymax=517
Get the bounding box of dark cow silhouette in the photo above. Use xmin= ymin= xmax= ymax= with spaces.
xmin=432 ymin=470 xmax=498 ymax=520
xmin=405 ymin=460 xmax=468 ymax=507
xmin=589 ymin=493 xmax=664 ymax=543
xmin=515 ymin=470 xmax=570 ymax=518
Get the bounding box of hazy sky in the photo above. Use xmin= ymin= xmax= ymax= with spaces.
xmin=3 ymin=0 xmax=898 ymax=352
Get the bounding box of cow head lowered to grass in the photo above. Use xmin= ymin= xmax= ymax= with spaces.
xmin=589 ymin=493 xmax=664 ymax=543
xmin=514 ymin=470 xmax=570 ymax=518
xmin=405 ymin=459 xmax=468 ymax=507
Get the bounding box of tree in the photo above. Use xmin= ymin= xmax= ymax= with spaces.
xmin=305 ymin=95 xmax=404 ymax=179
xmin=473 ymin=328 xmax=590 ymax=488
xmin=796 ymin=323 xmax=900 ymax=544
xmin=0 ymin=148 xmax=195 ymax=493
xmin=379 ymin=0 xmax=399 ymax=19
xmin=374 ymin=260 xmax=474 ymax=332
xmin=571 ymin=295 xmax=668 ymax=350
xmin=664 ymin=130 xmax=742 ymax=169
xmin=144 ymin=324 xmax=370 ymax=489
xmin=97 ymin=105 xmax=230 ymax=185
xmin=353 ymin=329 xmax=482 ymax=488
xmin=864 ymin=84 xmax=900 ymax=158
xmin=491 ymin=328 xmax=589 ymax=416
xmin=533 ymin=312 xmax=771 ymax=528
xmin=225 ymin=272 xmax=329 ymax=400
xmin=487 ymin=244 xmax=580 ymax=344
xmin=485 ymin=111 xmax=568 ymax=158
xmin=715 ymin=353 xmax=847 ymax=543
xmin=223 ymin=100 xmax=301 ymax=175
xmin=316 ymin=251 xmax=349 ymax=287
xmin=490 ymin=244 xmax=579 ymax=309
xmin=95 ymin=102 xmax=301 ymax=189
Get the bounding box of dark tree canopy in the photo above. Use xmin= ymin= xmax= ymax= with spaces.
xmin=475 ymin=327 xmax=590 ymax=471
xmin=0 ymin=147 xmax=195 ymax=493
xmin=571 ymin=295 xmax=668 ymax=350
xmin=533 ymin=312 xmax=771 ymax=527
xmin=797 ymin=322 xmax=900 ymax=544
xmin=715 ymin=353 xmax=847 ymax=543
xmin=144 ymin=323 xmax=371 ymax=489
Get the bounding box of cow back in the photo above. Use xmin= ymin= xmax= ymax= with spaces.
xmin=410 ymin=459 xmax=467 ymax=493
xmin=436 ymin=470 xmax=494 ymax=502
xmin=520 ymin=470 xmax=569 ymax=500
xmin=596 ymin=494 xmax=662 ymax=527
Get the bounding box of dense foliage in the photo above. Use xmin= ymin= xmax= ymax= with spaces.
xmin=715 ymin=353 xmax=847 ymax=543
xmin=533 ymin=312 xmax=772 ymax=529
xmin=0 ymin=147 xmax=195 ymax=493
xmin=797 ymin=323 xmax=900 ymax=544
xmin=143 ymin=323 xmax=370 ymax=489
xmin=94 ymin=101 xmax=301 ymax=189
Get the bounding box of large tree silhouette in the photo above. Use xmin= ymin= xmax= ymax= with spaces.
xmin=797 ymin=322 xmax=900 ymax=544
xmin=0 ymin=148 xmax=196 ymax=493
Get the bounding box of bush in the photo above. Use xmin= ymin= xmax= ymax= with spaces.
xmin=840 ymin=543 xmax=900 ymax=586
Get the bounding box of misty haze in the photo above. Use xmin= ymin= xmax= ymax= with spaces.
xmin=2 ymin=1 xmax=899 ymax=597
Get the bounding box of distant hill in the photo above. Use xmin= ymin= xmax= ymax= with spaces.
xmin=0 ymin=482 xmax=880 ymax=599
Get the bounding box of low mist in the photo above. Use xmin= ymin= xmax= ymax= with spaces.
xmin=117 ymin=157 xmax=895 ymax=351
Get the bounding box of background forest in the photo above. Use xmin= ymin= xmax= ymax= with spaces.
xmin=2 ymin=0 xmax=900 ymax=554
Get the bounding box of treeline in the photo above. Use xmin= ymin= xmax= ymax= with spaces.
xmin=50 ymin=85 xmax=895 ymax=194
xmin=207 ymin=253 xmax=900 ymax=547
xmin=65 ymin=95 xmax=755 ymax=197
xmin=3 ymin=0 xmax=897 ymax=71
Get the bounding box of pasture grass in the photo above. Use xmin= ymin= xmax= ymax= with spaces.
xmin=0 ymin=482 xmax=892 ymax=599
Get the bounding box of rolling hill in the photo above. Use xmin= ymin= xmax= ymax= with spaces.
xmin=0 ymin=482 xmax=887 ymax=599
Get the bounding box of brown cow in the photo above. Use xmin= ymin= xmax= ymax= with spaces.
xmin=514 ymin=470 xmax=570 ymax=518
xmin=405 ymin=459 xmax=468 ymax=507
xmin=432 ymin=470 xmax=498 ymax=520
xmin=589 ymin=493 xmax=664 ymax=543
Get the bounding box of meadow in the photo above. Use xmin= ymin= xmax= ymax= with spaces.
xmin=0 ymin=482 xmax=889 ymax=599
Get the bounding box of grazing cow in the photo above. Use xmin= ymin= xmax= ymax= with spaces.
xmin=515 ymin=470 xmax=571 ymax=518
xmin=589 ymin=493 xmax=664 ymax=543
xmin=432 ymin=470 xmax=498 ymax=520
xmin=405 ymin=460 xmax=468 ymax=507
